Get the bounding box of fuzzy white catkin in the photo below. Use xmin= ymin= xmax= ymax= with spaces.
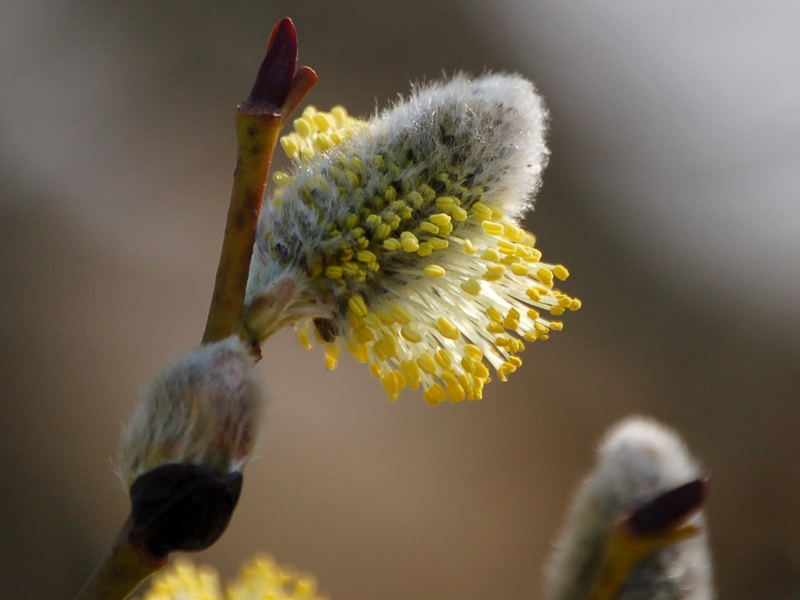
xmin=118 ymin=336 xmax=264 ymax=487
xmin=546 ymin=416 xmax=714 ymax=600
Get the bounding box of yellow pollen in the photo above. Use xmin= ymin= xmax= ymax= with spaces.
xmin=424 ymin=264 xmax=446 ymax=277
xmin=570 ymin=299 xmax=582 ymax=310
xmin=400 ymin=360 xmax=421 ymax=389
xmin=464 ymin=344 xmax=483 ymax=361
xmin=383 ymin=238 xmax=401 ymax=251
xmin=424 ymin=383 xmax=447 ymax=406
xmin=461 ymin=278 xmax=481 ymax=295
xmin=451 ymin=206 xmax=468 ymax=221
xmin=386 ymin=305 xmax=409 ymax=325
xmin=401 ymin=233 xmax=420 ymax=253
xmin=401 ymin=325 xmax=423 ymax=343
xmin=526 ymin=287 xmax=542 ymax=301
xmin=370 ymin=363 xmax=382 ymax=378
xmin=550 ymin=306 xmax=566 ymax=315
xmin=436 ymin=317 xmax=460 ymax=340
xmin=420 ymin=221 xmax=439 ymax=234
xmin=472 ymin=202 xmax=493 ymax=221
xmin=324 ymin=343 xmax=339 ymax=370
xmin=357 ymin=250 xmax=377 ymax=263
xmin=482 ymin=221 xmax=504 ymax=236
xmin=435 ymin=349 xmax=452 ymax=368
xmin=417 ymin=242 xmax=433 ymax=257
xmin=417 ymin=353 xmax=437 ymax=375
xmin=430 ymin=213 xmax=452 ymax=229
xmin=429 ymin=237 xmax=449 ymax=250
xmin=483 ymin=264 xmax=505 ymax=281
xmin=511 ymin=263 xmax=530 ymax=276
xmin=280 ymin=136 xmax=300 ymax=159
xmin=296 ymin=326 xmax=313 ymax=350
xmin=348 ymin=295 xmax=369 ymax=318
xmin=487 ymin=321 xmax=505 ymax=334
xmin=482 ymin=248 xmax=501 ymax=262
xmin=436 ymin=196 xmax=458 ymax=209
xmin=553 ymin=264 xmax=570 ymax=281
xmin=550 ymin=321 xmax=564 ymax=331
xmin=325 ymin=265 xmax=343 ymax=279
xmin=463 ymin=239 xmax=476 ymax=254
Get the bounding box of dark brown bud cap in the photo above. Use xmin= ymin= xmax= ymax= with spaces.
xmin=129 ymin=463 xmax=243 ymax=558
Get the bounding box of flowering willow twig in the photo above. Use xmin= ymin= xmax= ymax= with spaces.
xmin=74 ymin=17 xmax=316 ymax=600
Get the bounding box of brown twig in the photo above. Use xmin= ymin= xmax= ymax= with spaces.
xmin=75 ymin=17 xmax=317 ymax=600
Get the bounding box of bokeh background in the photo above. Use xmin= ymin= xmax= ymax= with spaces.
xmin=2 ymin=1 xmax=798 ymax=598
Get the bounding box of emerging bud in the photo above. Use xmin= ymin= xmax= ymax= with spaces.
xmin=118 ymin=336 xmax=264 ymax=487
xmin=246 ymin=73 xmax=581 ymax=404
xmin=546 ymin=416 xmax=714 ymax=600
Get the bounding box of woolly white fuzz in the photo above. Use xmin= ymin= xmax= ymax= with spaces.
xmin=245 ymin=73 xmax=579 ymax=403
xmin=546 ymin=417 xmax=714 ymax=600
xmin=118 ymin=337 xmax=264 ymax=486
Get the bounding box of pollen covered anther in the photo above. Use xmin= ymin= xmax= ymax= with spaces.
xmin=246 ymin=73 xmax=581 ymax=402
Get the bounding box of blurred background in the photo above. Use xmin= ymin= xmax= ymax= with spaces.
xmin=2 ymin=1 xmax=798 ymax=598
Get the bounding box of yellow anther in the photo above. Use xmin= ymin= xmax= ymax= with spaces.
xmin=417 ymin=242 xmax=433 ymax=257
xmin=424 ymin=264 xmax=446 ymax=277
xmin=446 ymin=380 xmax=466 ymax=403
xmin=348 ymin=342 xmax=370 ymax=363
xmin=464 ymin=344 xmax=483 ymax=361
xmin=487 ymin=321 xmax=505 ymax=334
xmin=330 ymin=105 xmax=348 ymax=123
xmin=324 ymin=343 xmax=340 ymax=370
xmin=553 ymin=264 xmax=570 ymax=281
xmin=325 ymin=265 xmax=343 ymax=279
xmin=525 ymin=287 xmax=542 ymax=301
xmin=296 ymin=326 xmax=313 ymax=351
xmin=461 ymin=278 xmax=481 ymax=295
xmin=550 ymin=321 xmax=564 ymax=331
xmin=508 ymin=356 xmax=523 ymax=367
xmin=293 ymin=117 xmax=313 ymax=136
xmin=400 ymin=360 xmax=421 ymax=390
xmin=419 ymin=221 xmax=439 ymax=234
xmin=471 ymin=202 xmax=493 ymax=221
xmin=495 ymin=336 xmax=512 ymax=347
xmin=354 ymin=325 xmax=375 ymax=343
xmin=429 ymin=237 xmax=449 ymax=250
xmin=272 ymin=171 xmax=291 ymax=186
xmin=491 ymin=206 xmax=504 ymax=220
xmin=461 ymin=356 xmax=477 ymax=373
xmin=357 ymin=250 xmax=377 ymax=263
xmin=504 ymin=315 xmax=520 ymax=331
xmin=502 ymin=221 xmax=524 ymax=241
xmin=369 ymin=363 xmax=382 ymax=379
xmin=436 ymin=317 xmax=460 ymax=340
xmin=280 ymin=136 xmax=300 ymax=159
xmin=343 ymin=212 xmax=359 ymax=229
xmin=401 ymin=325 xmax=423 ymax=343
xmin=401 ymin=233 xmax=420 ymax=253
xmin=482 ymin=248 xmax=501 ymax=262
xmin=474 ymin=362 xmax=489 ymax=379
xmin=527 ymin=309 xmax=540 ymax=320
xmin=313 ymin=134 xmax=332 ymax=152
xmin=312 ymin=112 xmax=335 ymax=132
xmin=419 ymin=184 xmax=436 ymax=201
xmin=524 ymin=248 xmax=544 ymax=263
xmin=342 ymin=261 xmax=360 ymax=277
xmin=435 ymin=196 xmax=458 ymax=209
xmin=384 ymin=238 xmax=401 ymax=251
xmin=384 ymin=186 xmax=397 ymax=202
xmin=407 ymin=191 xmax=424 ymax=207
xmin=570 ymin=299 xmax=582 ymax=310
xmin=521 ymin=231 xmax=536 ymax=246
xmin=381 ymin=371 xmax=404 ymax=400
xmin=550 ymin=306 xmax=566 ymax=316
xmin=511 ymin=263 xmax=530 ymax=276
xmin=374 ymin=223 xmax=391 ymax=239
xmin=523 ymin=332 xmax=538 ymax=342
xmin=463 ymin=239 xmax=476 ymax=254
xmin=482 ymin=221 xmax=504 ymax=236
xmin=451 ymin=206 xmax=468 ymax=221
xmin=534 ymin=322 xmax=549 ymax=334
xmin=435 ymin=349 xmax=452 ymax=368
xmin=430 ymin=213 xmax=452 ymax=229
xmin=391 ymin=304 xmax=412 ymax=325
xmin=483 ymin=264 xmax=506 ymax=281
xmin=348 ymin=295 xmax=369 ymax=318
xmin=417 ymin=353 xmax=438 ymax=375
xmin=486 ymin=306 xmax=503 ymax=322
xmin=497 ymin=239 xmax=517 ymax=254
xmin=424 ymin=383 xmax=447 ymax=405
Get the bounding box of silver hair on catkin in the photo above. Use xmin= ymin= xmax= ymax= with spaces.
xmin=546 ymin=416 xmax=714 ymax=600
xmin=118 ymin=336 xmax=264 ymax=487
xmin=245 ymin=73 xmax=581 ymax=404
